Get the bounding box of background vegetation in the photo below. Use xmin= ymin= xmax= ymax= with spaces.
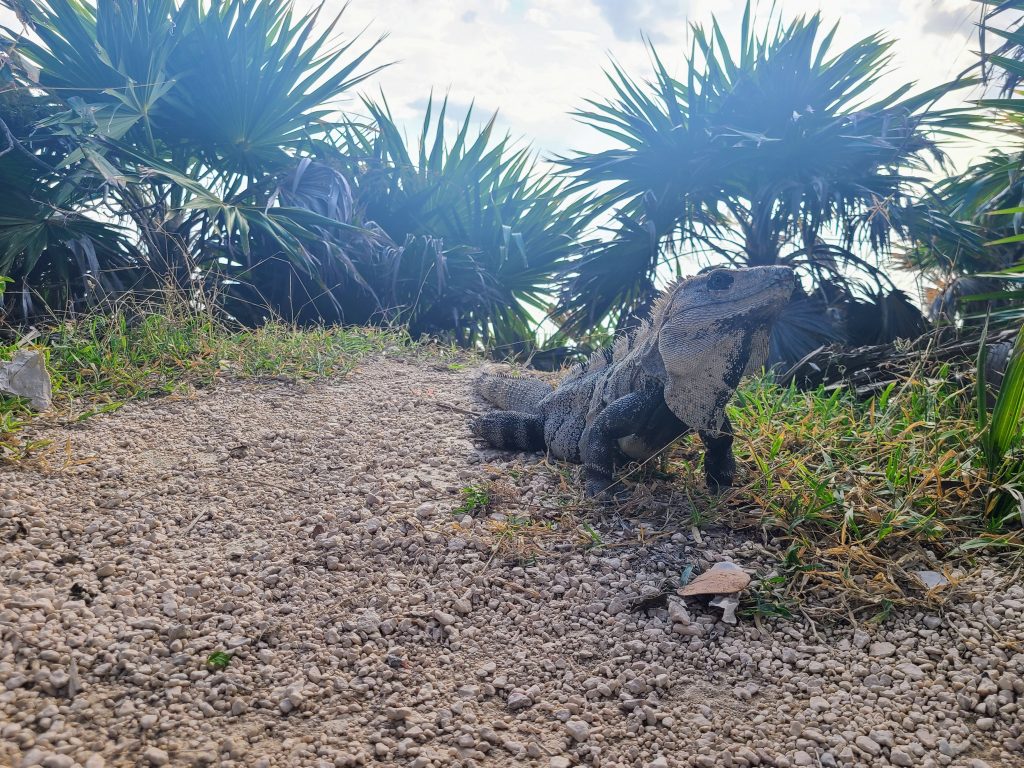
xmin=1 ymin=0 xmax=1023 ymax=603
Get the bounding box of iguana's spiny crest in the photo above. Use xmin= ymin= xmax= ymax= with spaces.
xmin=472 ymin=266 xmax=795 ymax=497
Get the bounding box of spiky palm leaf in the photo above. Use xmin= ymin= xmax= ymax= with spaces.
xmin=556 ymin=1 xmax=975 ymax=361
xmin=0 ymin=0 xmax=386 ymax=322
xmin=335 ymin=95 xmax=592 ymax=347
xmin=908 ymin=2 xmax=1024 ymax=328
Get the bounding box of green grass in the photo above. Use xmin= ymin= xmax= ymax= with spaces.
xmin=205 ymin=651 xmax=233 ymax=671
xmin=714 ymin=370 xmax=1024 ymax=611
xmin=0 ymin=300 xmax=408 ymax=459
xmin=454 ymin=484 xmax=491 ymax=516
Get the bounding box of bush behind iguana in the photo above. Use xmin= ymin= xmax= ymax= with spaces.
xmin=471 ymin=266 xmax=796 ymax=497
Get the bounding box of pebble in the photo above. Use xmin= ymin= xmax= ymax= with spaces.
xmin=809 ymin=696 xmax=829 ymax=713
xmin=565 ymin=719 xmax=590 ymax=741
xmin=896 ymin=662 xmax=925 ymax=681
xmin=855 ymin=735 xmax=881 ymax=756
xmin=143 ymin=747 xmax=169 ymax=766
xmin=890 ymin=749 xmax=914 ymax=767
xmin=869 ymin=642 xmax=897 ymax=658
xmin=507 ymin=691 xmax=533 ymax=711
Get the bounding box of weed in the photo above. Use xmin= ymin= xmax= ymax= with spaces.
xmin=580 ymin=522 xmax=603 ymax=550
xmin=722 ymin=371 xmax=1024 ymax=614
xmin=205 ymin=651 xmax=233 ymax=671
xmin=455 ymin=484 xmax=491 ymax=516
xmin=740 ymin=575 xmax=794 ymax=621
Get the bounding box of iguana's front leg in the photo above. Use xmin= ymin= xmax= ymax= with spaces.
xmin=581 ymin=390 xmax=660 ymax=497
xmin=699 ymin=415 xmax=736 ymax=491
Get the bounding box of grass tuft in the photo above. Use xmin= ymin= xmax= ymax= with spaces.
xmin=715 ymin=371 xmax=1024 ymax=614
xmin=1 ymin=298 xmax=408 ymax=459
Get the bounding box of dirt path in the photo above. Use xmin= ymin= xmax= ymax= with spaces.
xmin=0 ymin=354 xmax=1021 ymax=768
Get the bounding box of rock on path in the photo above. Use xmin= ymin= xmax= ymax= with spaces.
xmin=0 ymin=356 xmax=1021 ymax=767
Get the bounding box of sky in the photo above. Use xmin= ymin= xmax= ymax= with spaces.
xmin=315 ymin=0 xmax=987 ymax=166
xmin=0 ymin=0 xmax=988 ymax=165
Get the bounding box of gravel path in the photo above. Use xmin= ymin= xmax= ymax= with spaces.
xmin=0 ymin=354 xmax=1022 ymax=768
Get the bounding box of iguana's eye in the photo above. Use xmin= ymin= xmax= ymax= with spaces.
xmin=707 ymin=271 xmax=733 ymax=291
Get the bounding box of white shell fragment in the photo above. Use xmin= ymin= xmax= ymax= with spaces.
xmin=678 ymin=561 xmax=751 ymax=597
xmin=709 ymin=595 xmax=741 ymax=625
xmin=0 ymin=350 xmax=52 ymax=410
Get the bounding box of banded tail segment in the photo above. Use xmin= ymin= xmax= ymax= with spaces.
xmin=475 ymin=374 xmax=552 ymax=414
xmin=471 ymin=411 xmax=546 ymax=452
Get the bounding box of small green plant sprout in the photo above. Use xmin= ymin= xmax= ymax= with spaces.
xmin=455 ymin=484 xmax=491 ymax=516
xmin=580 ymin=522 xmax=603 ymax=550
xmin=206 ymin=651 xmax=233 ymax=671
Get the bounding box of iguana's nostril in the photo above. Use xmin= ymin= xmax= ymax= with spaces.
xmin=708 ymin=271 xmax=734 ymax=291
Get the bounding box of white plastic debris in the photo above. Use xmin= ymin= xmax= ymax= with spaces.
xmin=709 ymin=594 xmax=741 ymax=624
xmin=0 ymin=350 xmax=52 ymax=410
xmin=913 ymin=570 xmax=950 ymax=591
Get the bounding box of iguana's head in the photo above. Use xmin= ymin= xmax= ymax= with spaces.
xmin=641 ymin=266 xmax=795 ymax=431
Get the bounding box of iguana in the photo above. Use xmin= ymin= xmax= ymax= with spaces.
xmin=471 ymin=266 xmax=795 ymax=497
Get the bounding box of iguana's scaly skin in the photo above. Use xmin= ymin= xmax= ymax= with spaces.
xmin=472 ymin=266 xmax=795 ymax=497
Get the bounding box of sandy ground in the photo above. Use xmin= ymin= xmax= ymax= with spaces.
xmin=0 ymin=353 xmax=1022 ymax=768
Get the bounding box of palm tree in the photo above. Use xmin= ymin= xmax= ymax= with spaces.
xmin=327 ymin=95 xmax=592 ymax=348
xmin=1 ymin=1 xmax=588 ymax=348
xmin=556 ymin=2 xmax=975 ymax=365
xmin=0 ymin=0 xmax=386 ymax=321
xmin=901 ymin=0 xmax=1024 ymax=329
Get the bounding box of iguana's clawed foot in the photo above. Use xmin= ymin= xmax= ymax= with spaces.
xmin=704 ymin=456 xmax=736 ymax=493
xmin=585 ymin=475 xmax=632 ymax=503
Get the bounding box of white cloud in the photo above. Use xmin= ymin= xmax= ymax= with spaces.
xmin=591 ymin=0 xmax=695 ymax=42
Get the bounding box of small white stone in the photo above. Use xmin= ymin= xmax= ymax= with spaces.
xmin=565 ymin=719 xmax=590 ymax=742
xmin=42 ymin=755 xmax=74 ymax=768
xmin=868 ymin=642 xmax=896 ymax=658
xmin=896 ymin=663 xmax=925 ymax=681
xmin=854 ymin=735 xmax=881 ymax=756
xmin=890 ymin=749 xmax=913 ymax=767
xmin=667 ymin=598 xmax=691 ymax=625
xmin=809 ymin=696 xmax=829 ymax=713
xmin=433 ymin=610 xmax=457 ymax=626
xmin=143 ymin=747 xmax=169 ymax=767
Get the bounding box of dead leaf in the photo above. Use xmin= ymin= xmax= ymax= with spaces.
xmin=678 ymin=561 xmax=751 ymax=597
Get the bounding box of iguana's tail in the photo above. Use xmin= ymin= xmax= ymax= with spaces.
xmin=471 ymin=411 xmax=545 ymax=452
xmin=475 ymin=373 xmax=552 ymax=414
